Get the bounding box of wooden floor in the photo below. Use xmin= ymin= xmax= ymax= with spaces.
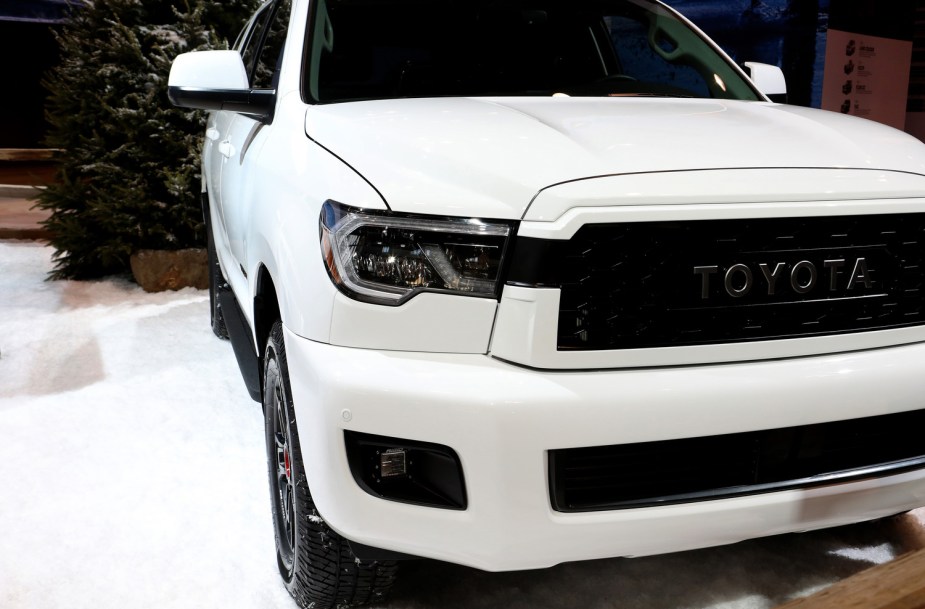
xmin=0 ymin=161 xmax=56 ymax=186
xmin=774 ymin=546 xmax=925 ymax=609
xmin=0 ymin=152 xmax=56 ymax=239
xmin=0 ymin=148 xmax=58 ymax=185
xmin=0 ymin=196 xmax=50 ymax=240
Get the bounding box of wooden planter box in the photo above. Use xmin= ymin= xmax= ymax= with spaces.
xmin=130 ymin=248 xmax=208 ymax=292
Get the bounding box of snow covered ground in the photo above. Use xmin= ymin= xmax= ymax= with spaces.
xmin=1 ymin=239 xmax=924 ymax=609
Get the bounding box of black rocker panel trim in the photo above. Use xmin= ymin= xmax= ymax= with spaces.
xmin=217 ymin=285 xmax=262 ymax=401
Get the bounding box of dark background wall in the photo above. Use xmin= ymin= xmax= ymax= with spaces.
xmin=0 ymin=0 xmax=73 ymax=149
xmin=0 ymin=19 xmax=60 ymax=148
xmin=666 ymin=0 xmax=829 ymax=108
xmin=0 ymin=0 xmax=920 ymax=148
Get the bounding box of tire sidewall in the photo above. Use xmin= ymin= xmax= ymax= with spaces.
xmin=261 ymin=320 xmax=400 ymax=608
xmin=263 ymin=323 xmax=300 ymax=586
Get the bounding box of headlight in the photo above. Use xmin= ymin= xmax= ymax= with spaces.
xmin=320 ymin=201 xmax=514 ymax=305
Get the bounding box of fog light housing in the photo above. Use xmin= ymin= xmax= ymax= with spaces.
xmin=345 ymin=431 xmax=467 ymax=510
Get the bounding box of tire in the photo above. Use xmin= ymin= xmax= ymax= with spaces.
xmin=206 ymin=226 xmax=229 ymax=339
xmin=263 ymin=320 xmax=399 ymax=609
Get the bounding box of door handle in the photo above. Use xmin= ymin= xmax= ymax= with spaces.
xmin=205 ymin=127 xmax=220 ymax=141
xmin=218 ymin=141 xmax=235 ymax=158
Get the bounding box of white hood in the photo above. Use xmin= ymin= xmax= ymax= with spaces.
xmin=305 ymin=96 xmax=925 ymax=219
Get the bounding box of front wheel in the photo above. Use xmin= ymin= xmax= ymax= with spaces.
xmin=263 ymin=320 xmax=399 ymax=609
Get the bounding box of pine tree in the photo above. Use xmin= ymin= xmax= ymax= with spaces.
xmin=202 ymin=0 xmax=265 ymax=47
xmin=37 ymin=0 xmax=260 ymax=279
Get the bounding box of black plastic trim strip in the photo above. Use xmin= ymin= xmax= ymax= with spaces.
xmin=217 ymin=285 xmax=262 ymax=402
xmin=167 ymin=86 xmax=276 ymax=121
xmin=347 ymin=540 xmax=420 ymax=561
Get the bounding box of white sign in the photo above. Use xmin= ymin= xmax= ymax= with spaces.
xmin=821 ymin=29 xmax=912 ymax=130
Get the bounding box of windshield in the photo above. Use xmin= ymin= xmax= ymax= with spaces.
xmin=304 ymin=0 xmax=762 ymax=103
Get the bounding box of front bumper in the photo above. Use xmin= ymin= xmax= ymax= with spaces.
xmin=284 ymin=326 xmax=925 ymax=571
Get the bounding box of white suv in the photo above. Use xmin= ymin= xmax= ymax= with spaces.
xmin=169 ymin=1 xmax=925 ymax=607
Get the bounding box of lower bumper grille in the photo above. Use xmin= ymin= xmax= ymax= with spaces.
xmin=549 ymin=408 xmax=925 ymax=512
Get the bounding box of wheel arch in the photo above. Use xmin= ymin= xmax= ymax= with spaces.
xmin=254 ymin=263 xmax=282 ymax=386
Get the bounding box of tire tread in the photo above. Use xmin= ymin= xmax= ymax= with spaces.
xmin=266 ymin=321 xmax=398 ymax=609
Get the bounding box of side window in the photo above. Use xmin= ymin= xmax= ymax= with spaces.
xmin=240 ymin=3 xmax=275 ymax=85
xmin=252 ymin=0 xmax=291 ymax=89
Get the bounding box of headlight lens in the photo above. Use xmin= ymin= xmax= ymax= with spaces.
xmin=320 ymin=201 xmax=514 ymax=305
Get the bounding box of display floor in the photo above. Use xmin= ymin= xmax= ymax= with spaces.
xmin=0 ymin=194 xmax=49 ymax=240
xmin=1 ymin=240 xmax=923 ymax=609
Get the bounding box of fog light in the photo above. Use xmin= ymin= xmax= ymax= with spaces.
xmin=345 ymin=431 xmax=467 ymax=510
xmin=380 ymin=448 xmax=407 ymax=478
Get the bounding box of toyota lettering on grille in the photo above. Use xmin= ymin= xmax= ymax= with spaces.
xmin=693 ymin=258 xmax=873 ymax=300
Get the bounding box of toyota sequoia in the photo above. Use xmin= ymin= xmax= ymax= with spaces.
xmin=169 ymin=1 xmax=925 ymax=607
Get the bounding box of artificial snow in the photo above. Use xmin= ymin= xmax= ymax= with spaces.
xmin=1 ymin=240 xmax=923 ymax=609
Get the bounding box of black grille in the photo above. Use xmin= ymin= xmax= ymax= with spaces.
xmin=506 ymin=214 xmax=925 ymax=350
xmin=549 ymin=409 xmax=925 ymax=512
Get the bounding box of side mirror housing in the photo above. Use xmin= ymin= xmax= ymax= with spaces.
xmin=743 ymin=61 xmax=787 ymax=104
xmin=167 ymin=50 xmax=275 ymax=121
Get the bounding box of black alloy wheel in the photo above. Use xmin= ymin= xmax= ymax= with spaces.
xmin=266 ymin=350 xmax=296 ymax=571
xmin=263 ymin=320 xmax=399 ymax=608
